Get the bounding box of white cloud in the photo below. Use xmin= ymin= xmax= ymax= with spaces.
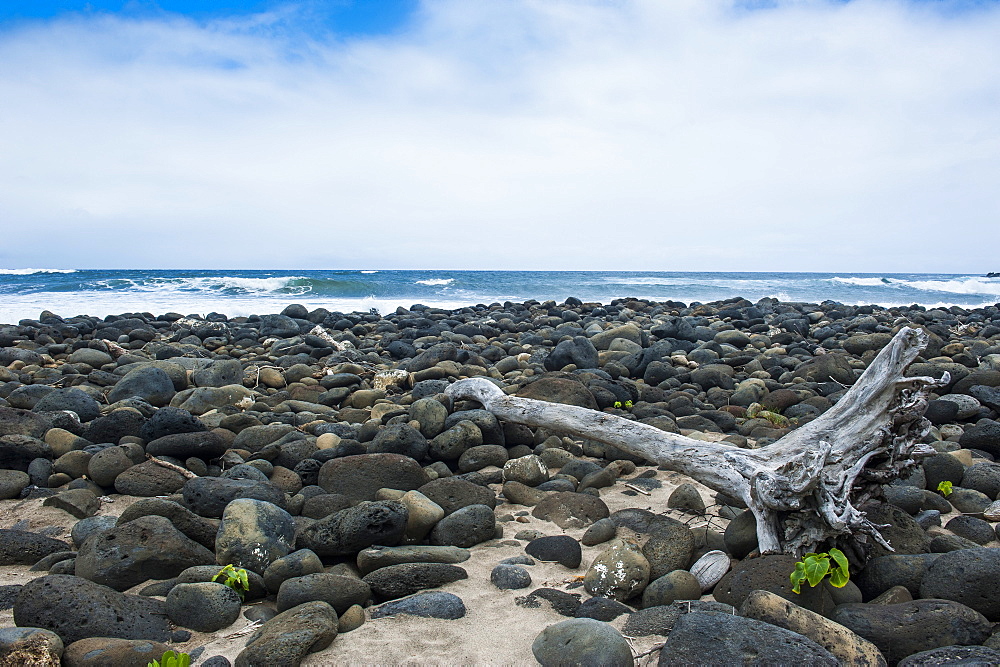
xmin=1 ymin=0 xmax=998 ymax=271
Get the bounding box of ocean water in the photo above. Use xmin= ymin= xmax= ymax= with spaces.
xmin=1 ymin=269 xmax=999 ymax=324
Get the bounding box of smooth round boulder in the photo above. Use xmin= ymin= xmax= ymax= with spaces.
xmin=584 ymin=539 xmax=650 ymax=602
xmin=317 ymin=453 xmax=430 ymax=503
xmin=216 ymin=498 xmax=296 ymax=575
xmin=0 ymin=470 xmax=30 ymax=499
xmin=641 ymin=570 xmax=701 ymax=609
xmin=33 ymin=388 xmax=101 ymax=422
xmin=920 ymin=547 xmax=1000 ymax=620
xmin=107 ymin=366 xmax=175 ymax=407
xmin=263 ymin=549 xmax=325 ymax=594
xmin=525 ymin=535 xmax=582 ymax=569
xmin=297 ymin=500 xmax=408 ymax=557
xmin=491 ymin=564 xmax=532 ymax=590
xmin=276 ymin=573 xmax=371 ymax=614
xmin=166 ymin=582 xmax=242 ymax=632
xmin=532 ymin=618 xmax=633 ymax=667
xmin=429 ymin=504 xmax=496 ymax=548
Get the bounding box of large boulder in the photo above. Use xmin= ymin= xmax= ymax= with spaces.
xmin=234 ymin=601 xmax=338 ymax=667
xmin=13 ymin=575 xmax=170 ymax=644
xmin=832 ymin=599 xmax=992 ymax=665
xmin=297 ymin=501 xmax=408 ymax=557
xmin=658 ymin=611 xmax=838 ymax=665
xmin=74 ymin=515 xmax=215 ymax=590
xmin=216 ymin=498 xmax=296 ymax=575
xmin=106 ymin=367 xmax=175 ymax=407
xmin=317 ymin=453 xmax=429 ymax=503
xmin=919 ymin=548 xmax=1000 ymax=620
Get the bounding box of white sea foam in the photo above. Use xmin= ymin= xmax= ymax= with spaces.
xmin=415 ymin=278 xmax=455 ymax=286
xmin=893 ymin=277 xmax=1000 ymax=296
xmin=360 ymin=270 xmax=379 ymax=274
xmin=89 ymin=275 xmax=311 ymax=294
xmin=0 ymin=268 xmax=77 ymax=275
xmin=829 ymin=276 xmax=891 ymax=287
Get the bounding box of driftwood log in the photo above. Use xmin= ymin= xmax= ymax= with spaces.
xmin=446 ymin=326 xmax=947 ymax=557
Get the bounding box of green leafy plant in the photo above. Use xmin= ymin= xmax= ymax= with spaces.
xmin=612 ymin=400 xmax=634 ymax=410
xmin=747 ymin=403 xmax=790 ymax=428
xmin=790 ymin=549 xmax=850 ymax=594
xmin=213 ymin=563 xmax=250 ymax=601
xmin=937 ymin=480 xmax=953 ymax=497
xmin=148 ymin=650 xmax=191 ymax=667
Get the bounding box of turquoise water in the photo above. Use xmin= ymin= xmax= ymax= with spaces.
xmin=1 ymin=269 xmax=999 ymax=323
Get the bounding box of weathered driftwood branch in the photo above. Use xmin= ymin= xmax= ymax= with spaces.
xmin=447 ymin=327 xmax=946 ymax=556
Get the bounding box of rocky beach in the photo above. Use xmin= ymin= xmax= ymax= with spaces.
xmin=2 ymin=295 xmax=1000 ymax=666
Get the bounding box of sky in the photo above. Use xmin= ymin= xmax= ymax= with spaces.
xmin=1 ymin=0 xmax=998 ymax=272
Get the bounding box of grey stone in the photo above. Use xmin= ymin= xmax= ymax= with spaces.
xmin=263 ymin=549 xmax=325 ymax=593
xmin=33 ymin=388 xmax=101 ymax=422
xmin=13 ymin=575 xmax=170 ymax=644
xmin=531 ymin=491 xmax=610 ymax=529
xmin=641 ymin=570 xmax=701 ymax=608
xmin=363 ymin=563 xmax=468 ymax=600
xmin=276 ymin=573 xmax=371 ymax=614
xmin=429 ymin=504 xmax=496 ymax=548
xmin=525 ymin=535 xmax=582 ymax=569
xmin=181 ymin=476 xmax=286 ymax=518
xmin=532 ymin=618 xmax=633 ymax=667
xmin=584 ymin=538 xmax=649 ymax=602
xmin=920 ymin=548 xmax=1000 ymax=620
xmin=356 ymin=545 xmax=471 ymax=576
xmin=166 ymin=582 xmax=242 ymax=632
xmin=216 ymin=498 xmax=296 ymax=575
xmin=318 ymin=453 xmax=429 ymax=503
xmin=116 ymin=497 xmax=219 ymax=551
xmin=642 ymin=517 xmax=695 ymax=580
xmin=114 ymin=460 xmax=188 ymax=497
xmin=0 ymin=627 xmax=63 ymax=665
xmin=491 ymin=564 xmax=532 ymax=590
xmin=369 ymin=423 xmax=429 ymax=461
xmin=0 ymin=469 xmax=30 ymax=499
xmin=623 ymin=600 xmax=735 ymax=637
xmin=74 ymin=515 xmax=215 ymax=591
xmin=370 ymin=591 xmax=466 ymax=620
xmin=234 ymin=601 xmax=338 ymax=667
xmin=298 ymin=500 xmax=408 ymax=557
xmin=0 ymin=529 xmax=71 ymax=566
xmin=107 ymin=366 xmax=175 ymax=407
xmin=856 ymin=554 xmax=941 ymax=600
xmin=658 ymin=611 xmax=837 ymax=666
xmin=898 ymin=645 xmax=1000 ymax=666
xmin=832 ymin=599 xmax=992 ymax=665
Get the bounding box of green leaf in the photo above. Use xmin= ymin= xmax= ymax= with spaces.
xmin=803 ymin=555 xmax=830 ymax=587
xmin=828 ymin=567 xmax=849 ymax=588
xmin=790 ymin=562 xmax=806 ymax=594
xmin=829 ymin=548 xmax=849 ymax=573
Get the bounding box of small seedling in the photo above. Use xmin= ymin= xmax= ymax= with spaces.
xmin=937 ymin=480 xmax=953 ymax=497
xmin=148 ymin=650 xmax=191 ymax=667
xmin=790 ymin=548 xmax=850 ymax=594
xmin=747 ymin=403 xmax=790 ymax=428
xmin=612 ymin=400 xmax=634 ymax=409
xmin=213 ymin=563 xmax=250 ymax=601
